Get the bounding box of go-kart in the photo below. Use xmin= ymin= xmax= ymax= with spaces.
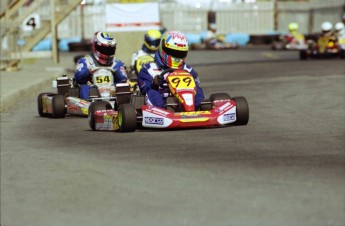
xmin=299 ymin=35 xmax=345 ymax=59
xmin=37 ymin=68 xmax=135 ymax=118
xmin=88 ymin=68 xmax=249 ymax=132
xmin=271 ymin=33 xmax=307 ymax=50
xmin=191 ymin=34 xmax=239 ymax=50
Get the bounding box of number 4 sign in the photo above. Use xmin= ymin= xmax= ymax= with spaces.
xmin=22 ymin=13 xmax=41 ymax=32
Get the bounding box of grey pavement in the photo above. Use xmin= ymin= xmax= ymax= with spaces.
xmin=0 ymin=52 xmax=80 ymax=112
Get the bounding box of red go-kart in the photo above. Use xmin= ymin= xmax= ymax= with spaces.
xmin=88 ymin=69 xmax=249 ymax=132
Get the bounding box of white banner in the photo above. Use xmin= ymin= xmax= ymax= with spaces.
xmin=105 ymin=3 xmax=160 ymax=32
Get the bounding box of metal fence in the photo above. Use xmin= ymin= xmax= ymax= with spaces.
xmin=1 ymin=0 xmax=344 ymax=50
xmin=58 ymin=3 xmax=106 ymax=39
xmin=54 ymin=0 xmax=344 ymax=39
xmin=277 ymin=0 xmax=344 ymax=34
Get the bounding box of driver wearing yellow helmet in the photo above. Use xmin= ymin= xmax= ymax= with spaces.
xmin=285 ymin=22 xmax=305 ymax=44
xmin=130 ymin=30 xmax=161 ymax=76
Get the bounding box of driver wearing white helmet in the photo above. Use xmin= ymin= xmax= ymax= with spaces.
xmin=74 ymin=31 xmax=128 ymax=100
xmin=320 ymin=21 xmax=337 ymax=41
xmin=335 ymin=22 xmax=345 ymax=47
xmin=335 ymin=22 xmax=345 ymax=37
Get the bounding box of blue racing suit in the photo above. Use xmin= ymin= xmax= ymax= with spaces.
xmin=137 ymin=51 xmax=205 ymax=109
xmin=74 ymin=54 xmax=128 ymax=100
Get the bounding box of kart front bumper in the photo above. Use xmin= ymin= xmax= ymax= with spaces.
xmin=140 ymin=100 xmax=237 ymax=129
xmin=91 ymin=100 xmax=238 ymax=131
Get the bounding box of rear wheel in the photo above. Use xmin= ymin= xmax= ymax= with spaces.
xmin=88 ymin=101 xmax=112 ymax=131
xmin=199 ymin=98 xmax=212 ymax=111
xmin=340 ymin=49 xmax=345 ymax=59
xmin=209 ymin=93 xmax=231 ymax=107
xmin=52 ymin=94 xmax=66 ymax=118
xmin=233 ymin=96 xmax=249 ymax=125
xmin=37 ymin=92 xmax=54 ymax=117
xmin=271 ymin=42 xmax=280 ymax=50
xmin=118 ymin=104 xmax=137 ymax=132
xmin=300 ymin=50 xmax=308 ymax=60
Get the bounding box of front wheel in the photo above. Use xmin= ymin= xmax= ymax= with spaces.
xmin=209 ymin=93 xmax=231 ymax=108
xmin=233 ymin=96 xmax=249 ymax=125
xmin=199 ymin=98 xmax=212 ymax=111
xmin=300 ymin=50 xmax=308 ymax=60
xmin=340 ymin=49 xmax=345 ymax=59
xmin=88 ymin=101 xmax=112 ymax=131
xmin=118 ymin=104 xmax=137 ymax=132
xmin=52 ymin=94 xmax=66 ymax=118
xmin=37 ymin=92 xmax=54 ymax=117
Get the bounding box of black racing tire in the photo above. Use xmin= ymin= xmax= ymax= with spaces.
xmin=300 ymin=50 xmax=308 ymax=60
xmin=271 ymin=42 xmax=277 ymax=50
xmin=233 ymin=96 xmax=249 ymax=125
xmin=340 ymin=49 xmax=345 ymax=59
xmin=209 ymin=93 xmax=231 ymax=107
xmin=199 ymin=98 xmax=212 ymax=111
xmin=52 ymin=94 xmax=66 ymax=118
xmin=37 ymin=92 xmax=54 ymax=117
xmin=88 ymin=101 xmax=112 ymax=131
xmin=118 ymin=104 xmax=137 ymax=132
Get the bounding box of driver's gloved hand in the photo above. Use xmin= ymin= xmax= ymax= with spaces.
xmin=154 ymin=75 xmax=165 ymax=87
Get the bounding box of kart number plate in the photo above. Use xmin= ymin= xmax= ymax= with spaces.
xmin=95 ymin=75 xmax=111 ymax=85
xmin=167 ymin=75 xmax=196 ymax=89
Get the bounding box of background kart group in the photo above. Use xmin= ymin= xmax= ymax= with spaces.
xmin=271 ymin=22 xmax=345 ymax=59
xmin=37 ymin=21 xmax=345 ymax=131
xmin=37 ymin=66 xmax=249 ymax=132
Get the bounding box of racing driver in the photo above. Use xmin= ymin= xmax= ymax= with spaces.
xmin=137 ymin=30 xmax=205 ymax=110
xmin=130 ymin=29 xmax=161 ymax=75
xmin=74 ymin=31 xmax=128 ymax=100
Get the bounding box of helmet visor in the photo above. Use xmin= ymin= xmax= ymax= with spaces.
xmin=145 ymin=37 xmax=160 ymax=48
xmin=95 ymin=44 xmax=116 ymax=56
xmin=162 ymin=44 xmax=188 ymax=59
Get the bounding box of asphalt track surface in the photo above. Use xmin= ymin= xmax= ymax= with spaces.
xmin=1 ymin=47 xmax=345 ymax=226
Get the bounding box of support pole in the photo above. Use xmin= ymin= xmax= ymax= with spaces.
xmin=50 ymin=0 xmax=59 ymax=64
xmin=273 ymin=0 xmax=278 ymax=32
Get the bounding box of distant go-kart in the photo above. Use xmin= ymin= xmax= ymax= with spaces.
xmin=191 ymin=34 xmax=239 ymax=50
xmin=271 ymin=34 xmax=307 ymax=50
xmin=299 ymin=36 xmax=345 ymax=59
xmin=37 ymin=67 xmax=135 ymax=118
xmin=88 ymin=68 xmax=249 ymax=132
